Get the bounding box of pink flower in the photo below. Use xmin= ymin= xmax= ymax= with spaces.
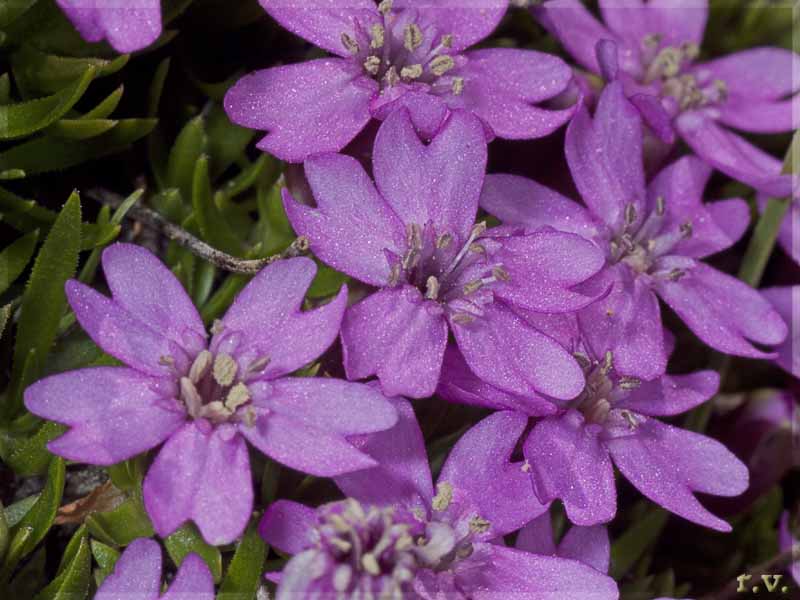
xmin=56 ymin=0 xmax=162 ymax=53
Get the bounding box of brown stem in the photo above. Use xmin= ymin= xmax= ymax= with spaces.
xmin=88 ymin=188 xmax=308 ymax=274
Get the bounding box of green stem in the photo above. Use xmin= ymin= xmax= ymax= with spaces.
xmin=685 ymin=130 xmax=798 ymax=433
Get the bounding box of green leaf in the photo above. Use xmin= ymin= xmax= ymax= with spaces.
xmin=165 ymin=524 xmax=223 ymax=583
xmin=167 ymin=116 xmax=208 ymax=203
xmin=0 ymin=73 xmax=10 ymax=104
xmin=192 ymin=155 xmax=242 ymax=255
xmin=217 ymin=522 xmax=267 ymax=600
xmin=33 ymin=528 xmax=91 ymax=600
xmin=206 ymin=103 xmax=254 ymax=177
xmin=0 ymin=0 xmax=38 ymax=28
xmin=0 ymin=118 xmax=157 ymax=175
xmin=90 ymin=540 xmax=120 ymax=587
xmin=0 ymin=303 xmax=10 ymax=342
xmin=11 ymin=457 xmax=65 ymax=558
xmin=12 ymin=46 xmax=126 ymax=94
xmin=82 ymin=85 xmax=124 ymax=120
xmin=0 ymin=500 xmax=8 ymax=564
xmin=5 ymin=544 xmax=44 ymax=597
xmin=6 ymin=192 xmax=80 ymax=418
xmin=4 ymin=495 xmax=38 ymax=528
xmin=0 ymin=229 xmax=38 ymax=296
xmin=0 ymin=421 xmax=66 ymax=476
xmin=0 ymin=168 xmax=26 ymax=180
xmin=46 ymin=118 xmax=118 ymax=140
xmin=610 ymin=507 xmax=668 ymax=580
xmin=86 ymin=495 xmax=154 ymax=547
xmin=106 ymin=455 xmax=146 ymax=492
xmin=0 ymin=525 xmax=32 ymax=583
xmin=308 ymin=263 xmax=348 ymax=299
xmin=0 ymin=66 xmax=95 ymax=139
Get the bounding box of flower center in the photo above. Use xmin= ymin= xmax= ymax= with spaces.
xmin=387 ymin=222 xmax=510 ymax=324
xmin=340 ymin=0 xmax=465 ymax=96
xmin=609 ymin=198 xmax=693 ymax=280
xmin=315 ymin=499 xmax=418 ymax=597
xmin=572 ymin=351 xmax=641 ymax=426
xmin=637 ymin=34 xmax=728 ymax=112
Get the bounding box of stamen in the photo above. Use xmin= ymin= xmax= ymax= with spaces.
xmin=370 ymin=23 xmax=385 ymax=49
xmin=425 ymin=276 xmax=440 ymax=300
xmin=441 ymin=34 xmax=453 ymax=48
xmin=225 ymin=382 xmax=251 ymax=411
xmin=620 ymin=409 xmax=640 ymax=430
xmin=189 ymin=350 xmax=213 ymax=383
xmin=492 ymin=266 xmax=510 ymax=282
xmin=463 ymin=280 xmax=482 ymax=295
xmin=378 ymin=0 xmax=392 ymax=15
xmin=331 ymin=537 xmax=353 ymax=553
xmin=667 ymin=268 xmax=685 ymax=281
xmin=451 ymin=77 xmax=464 ymax=96
xmin=680 ymin=222 xmax=693 ymax=238
xmin=618 ymin=376 xmax=641 ymax=390
xmin=341 ymin=32 xmax=360 ymax=55
xmin=159 ymin=355 xmax=175 ymax=367
xmin=400 ymin=64 xmax=423 ymax=80
xmin=600 ymin=351 xmax=613 ymax=375
xmin=246 ymin=356 xmax=271 ymax=377
xmin=451 ymin=313 xmax=474 ymax=325
xmin=681 ymin=42 xmax=700 ymax=61
xmin=431 ymin=482 xmax=453 ymax=511
xmin=624 ymin=203 xmax=637 ymax=226
xmin=655 ymin=195 xmax=665 ymax=216
xmin=468 ymin=516 xmax=491 ymax=534
xmin=436 ymin=233 xmax=453 ymax=249
xmin=404 ymin=24 xmax=423 ymax=52
xmin=213 ymin=353 xmax=238 ymax=387
xmin=429 ymin=55 xmax=455 ymax=76
xmin=468 ymin=243 xmax=484 ymax=253
xmin=180 ymin=377 xmax=203 ymax=417
xmin=210 ymin=319 xmax=225 ymax=335
xmin=384 ymin=65 xmax=400 ymax=86
xmin=333 ymin=565 xmax=352 ymax=591
xmin=364 ymin=56 xmax=381 ymax=75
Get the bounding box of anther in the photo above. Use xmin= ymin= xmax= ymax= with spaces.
xmin=667 ymin=268 xmax=685 ymax=281
xmin=451 ymin=313 xmax=474 ymax=325
xmin=655 ymin=195 xmax=665 ymax=216
xmin=246 ymin=356 xmax=271 ymax=376
xmin=341 ymin=32 xmax=360 ymax=55
xmin=330 ymin=537 xmax=353 ymax=553
xmin=469 ymin=243 xmax=485 ymax=253
xmin=425 ymin=276 xmax=440 ymax=300
xmin=436 ymin=233 xmax=453 ymax=249
xmin=618 ymin=376 xmax=641 ymax=390
xmin=400 ymin=64 xmax=423 ymax=80
xmin=210 ymin=319 xmax=225 ymax=335
xmin=429 ymin=55 xmax=455 ymax=76
xmin=492 ymin=266 xmax=510 ymax=282
xmin=624 ymin=203 xmax=637 ymax=226
xmin=431 ymin=482 xmax=453 ymax=511
xmin=378 ymin=0 xmax=393 ymax=15
xmin=451 ymin=77 xmax=464 ymax=96
xmin=441 ymin=34 xmax=453 ymax=48
xmin=370 ymin=23 xmax=385 ymax=49
xmin=679 ymin=222 xmax=693 ymax=238
xmin=361 ymin=553 xmax=381 ymax=576
xmin=180 ymin=377 xmax=202 ymax=417
xmin=189 ymin=350 xmax=213 ymax=383
xmin=384 ymin=65 xmax=400 ymax=86
xmin=404 ymin=24 xmax=423 ymax=51
xmin=468 ymin=516 xmax=491 ymax=534
xmin=364 ymin=56 xmax=381 ymax=75
xmin=600 ymin=351 xmax=613 ymax=375
xmin=213 ymin=353 xmax=238 ymax=387
xmin=225 ymin=382 xmax=251 ymax=411
xmin=464 ymin=280 xmax=483 ymax=295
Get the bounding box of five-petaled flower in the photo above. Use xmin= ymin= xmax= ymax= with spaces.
xmin=480 ymin=80 xmax=787 ymax=380
xmin=224 ymin=0 xmax=577 ymax=162
xmin=260 ymin=398 xmax=620 ymax=599
xmin=24 ymin=244 xmax=397 ymax=545
xmin=535 ymin=0 xmax=799 ymax=196
xmin=284 ymin=107 xmax=606 ymax=400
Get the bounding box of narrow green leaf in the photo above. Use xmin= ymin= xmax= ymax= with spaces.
xmin=609 ymin=507 xmax=668 ymax=579
xmin=90 ymin=540 xmax=120 ymax=586
xmin=0 ymin=303 xmax=10 ymax=341
xmin=167 ymin=116 xmax=207 ymax=203
xmin=0 ymin=500 xmax=8 ymax=564
xmin=0 ymin=168 xmax=25 ymax=180
xmin=32 ymin=529 xmax=91 ymax=600
xmin=82 ymin=85 xmax=124 ymax=120
xmin=12 ymin=46 xmax=127 ymax=94
xmin=308 ymin=264 xmax=348 ymax=299
xmin=85 ymin=495 xmax=154 ymax=547
xmin=0 ymin=0 xmax=38 ymax=28
xmin=192 ymin=155 xmax=242 ymax=255
xmin=3 ymin=538 xmax=42 ymax=595
xmin=46 ymin=118 xmax=118 ymax=140
xmin=0 ymin=66 xmax=95 ymax=139
xmin=165 ymin=524 xmax=223 ymax=583
xmin=1 ymin=421 xmax=66 ymax=476
xmin=0 ymin=229 xmax=38 ymax=296
xmin=4 ymin=495 xmax=38 ymax=528
xmin=217 ymin=522 xmax=267 ymax=600
xmin=206 ymin=103 xmax=254 ymax=177
xmin=0 ymin=526 xmax=32 ymax=581
xmin=0 ymin=73 xmax=10 ymax=104
xmin=0 ymin=118 xmax=157 ymax=175
xmin=220 ymin=155 xmax=276 ymax=200
xmin=7 ymin=193 xmax=80 ymax=417
xmin=11 ymin=457 xmax=65 ymax=558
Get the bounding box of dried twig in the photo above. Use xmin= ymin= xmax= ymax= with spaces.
xmin=88 ymin=187 xmax=308 ymax=274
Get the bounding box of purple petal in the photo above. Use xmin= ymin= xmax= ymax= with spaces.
xmin=24 ymin=367 xmax=184 ymax=466
xmin=599 ymin=0 xmax=707 ymax=47
xmin=66 ymin=280 xmax=187 ymax=377
xmin=95 ymin=538 xmax=161 ymax=600
xmin=646 ymin=156 xmax=750 ymax=258
xmin=655 ymin=263 xmax=787 ymax=359
xmin=394 ymin=0 xmax=508 ymax=52
xmin=224 ymin=59 xmax=375 ymax=163
xmin=606 ymin=419 xmax=748 ymax=532
xmin=257 ymin=0 xmax=377 ymax=56
xmin=454 ymin=543 xmax=619 ymax=600
xmin=616 ymin=371 xmax=719 ymax=417
xmin=697 ymin=48 xmax=800 ymax=101
xmin=534 ymin=0 xmax=615 ymax=73
xmin=577 ymin=266 xmax=668 ymax=381
xmin=676 ymin=111 xmax=794 ymax=197
xmin=284 ymin=155 xmax=404 ymax=286
xmin=259 ymin=500 xmax=317 ymax=555
xmin=373 ymin=108 xmax=486 ymax=241
xmin=335 ymin=397 xmax=435 ymax=510
xmin=254 ymin=377 xmax=397 ymax=435
xmin=717 ymin=97 xmax=799 ymax=134
xmin=629 ymin=93 xmax=676 ymax=144
xmin=480 ymin=174 xmax=599 ymax=239
xmin=566 ymin=81 xmax=645 ymax=229
xmin=143 ymin=423 xmax=253 ymax=545
xmin=515 ymin=513 xmax=557 ymax=556
xmin=779 ymin=512 xmax=800 ymax=585
xmin=524 ymin=411 xmax=617 ymax=526
xmin=160 ymin=554 xmax=215 ymax=600
xmin=762 ymin=286 xmax=800 ymax=377
xmin=240 ymin=411 xmax=377 ymax=476
xmin=454 ymin=48 xmax=576 ymax=139
xmin=341 ymin=286 xmax=448 ymax=399
xmin=493 ymin=228 xmax=606 ymax=313
xmin=219 ymin=257 xmax=347 ymax=379
xmin=101 ymin=244 xmax=206 ymax=353
xmin=370 ymin=89 xmax=449 ymax=139
xmin=453 ymin=301 xmax=586 ymax=400
xmin=56 ymin=0 xmax=161 ymax=53
xmin=439 ymin=411 xmax=549 ymax=539
xmin=558 ymin=524 xmax=610 ymax=574
xmin=437 ymin=344 xmax=558 ymax=417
